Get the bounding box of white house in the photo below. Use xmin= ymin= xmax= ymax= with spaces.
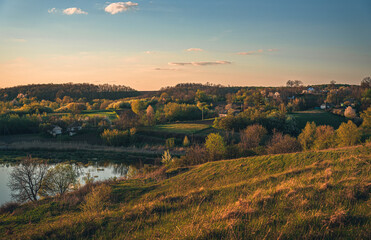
xmin=48 ymin=126 xmax=62 ymax=137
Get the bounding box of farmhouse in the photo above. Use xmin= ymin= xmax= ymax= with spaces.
xmin=48 ymin=125 xmax=62 ymax=137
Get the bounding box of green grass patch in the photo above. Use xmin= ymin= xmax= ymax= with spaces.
xmin=150 ymin=123 xmax=211 ymax=134
xmin=80 ymin=110 xmax=119 ymax=121
xmin=290 ymin=110 xmax=347 ymax=129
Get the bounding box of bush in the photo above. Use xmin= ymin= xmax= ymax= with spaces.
xmin=101 ymin=129 xmax=130 ymax=146
xmin=313 ymin=125 xmax=335 ymax=150
xmin=298 ymin=122 xmax=317 ymax=150
xmin=183 ymin=136 xmax=190 ymax=147
xmin=205 ymin=133 xmax=227 ymax=161
xmin=344 ymin=106 xmax=356 ymax=119
xmin=81 ymin=184 xmax=112 ymax=216
xmin=267 ymin=131 xmax=301 ymax=154
xmin=0 ymin=202 xmax=20 ymax=214
xmin=240 ymin=124 xmax=267 ymax=150
xmin=166 ymin=138 xmax=175 ymax=149
xmin=161 ymin=150 xmax=173 ymax=165
xmin=173 ymin=145 xmax=208 ymax=167
xmin=336 ymin=121 xmax=361 ymax=147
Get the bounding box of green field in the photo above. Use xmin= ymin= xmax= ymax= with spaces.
xmin=1 ymin=144 xmax=370 ymax=239
xmin=290 ymin=110 xmax=347 ymax=130
xmin=150 ymin=123 xmax=211 ymax=134
xmin=80 ymin=110 xmax=119 ymax=121
xmin=49 ymin=110 xmax=118 ymax=121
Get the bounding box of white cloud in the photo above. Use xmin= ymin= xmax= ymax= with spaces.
xmin=48 ymin=8 xmax=57 ymax=14
xmin=186 ymin=48 xmax=204 ymax=52
xmin=63 ymin=8 xmax=88 ymax=15
xmin=105 ymin=2 xmax=138 ymax=15
xmin=169 ymin=61 xmax=231 ymax=66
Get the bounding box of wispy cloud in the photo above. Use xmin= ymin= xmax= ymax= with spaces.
xmin=154 ymin=68 xmax=179 ymax=71
xmin=63 ymin=8 xmax=88 ymax=15
xmin=145 ymin=51 xmax=156 ymax=54
xmin=186 ymin=48 xmax=204 ymax=52
xmin=9 ymin=38 xmax=27 ymax=43
xmin=169 ymin=61 xmax=231 ymax=66
xmin=48 ymin=8 xmax=57 ymax=14
xmin=105 ymin=2 xmax=138 ymax=15
xmin=237 ymin=49 xmax=278 ymax=55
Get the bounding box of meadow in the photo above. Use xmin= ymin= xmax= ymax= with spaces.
xmin=150 ymin=123 xmax=211 ymax=134
xmin=1 ymin=144 xmax=369 ymax=239
xmin=290 ymin=110 xmax=347 ymax=129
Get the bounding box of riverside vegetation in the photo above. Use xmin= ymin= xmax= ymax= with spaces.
xmin=0 ymin=144 xmax=369 ymax=239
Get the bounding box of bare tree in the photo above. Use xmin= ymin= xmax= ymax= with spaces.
xmin=8 ymin=157 xmax=49 ymax=202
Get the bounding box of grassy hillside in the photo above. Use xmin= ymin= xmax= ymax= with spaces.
xmin=1 ymin=145 xmax=370 ymax=239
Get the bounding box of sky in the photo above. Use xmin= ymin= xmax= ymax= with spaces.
xmin=0 ymin=0 xmax=370 ymax=90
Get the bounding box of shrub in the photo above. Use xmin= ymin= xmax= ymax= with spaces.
xmin=267 ymin=131 xmax=301 ymax=154
xmin=344 ymin=106 xmax=356 ymax=119
xmin=240 ymin=124 xmax=267 ymax=150
xmin=101 ymin=129 xmax=130 ymax=146
xmin=313 ymin=125 xmax=335 ymax=150
xmin=183 ymin=136 xmax=190 ymax=147
xmin=166 ymin=138 xmax=175 ymax=149
xmin=336 ymin=121 xmax=361 ymax=147
xmin=173 ymin=145 xmax=208 ymax=167
xmin=298 ymin=122 xmax=317 ymax=150
xmin=205 ymin=133 xmax=227 ymax=161
xmin=81 ymin=184 xmax=112 ymax=216
xmin=0 ymin=202 xmax=20 ymax=214
xmin=161 ymin=150 xmax=173 ymax=165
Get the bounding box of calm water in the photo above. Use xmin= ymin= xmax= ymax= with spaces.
xmin=0 ymin=162 xmax=132 ymax=206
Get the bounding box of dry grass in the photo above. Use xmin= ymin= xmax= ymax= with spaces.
xmin=0 ymin=144 xmax=370 ymax=239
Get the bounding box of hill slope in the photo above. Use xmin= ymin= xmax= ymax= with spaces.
xmin=1 ymin=145 xmax=370 ymax=239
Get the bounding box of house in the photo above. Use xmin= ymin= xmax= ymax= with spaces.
xmin=48 ymin=126 xmax=62 ymax=137
xmin=307 ymin=87 xmax=316 ymax=93
xmin=67 ymin=123 xmax=83 ymax=136
xmin=218 ymin=109 xmax=228 ymax=118
xmin=320 ymin=103 xmax=332 ymax=110
xmin=274 ymin=92 xmax=281 ymax=99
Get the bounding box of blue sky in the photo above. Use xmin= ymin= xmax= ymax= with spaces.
xmin=0 ymin=0 xmax=370 ymax=90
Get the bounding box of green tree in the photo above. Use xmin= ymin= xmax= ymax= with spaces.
xmin=298 ymin=122 xmax=317 ymax=150
xmin=336 ymin=121 xmax=361 ymax=147
xmin=131 ymin=100 xmax=146 ymax=115
xmin=205 ymin=133 xmax=226 ymax=161
xmin=360 ymin=107 xmax=371 ymax=130
xmin=40 ymin=164 xmax=79 ymax=197
xmin=313 ymin=125 xmax=335 ymax=150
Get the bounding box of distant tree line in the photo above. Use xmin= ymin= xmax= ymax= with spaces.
xmin=0 ymin=83 xmax=139 ymax=101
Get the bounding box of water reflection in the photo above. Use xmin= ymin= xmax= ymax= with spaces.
xmin=0 ymin=162 xmax=132 ymax=206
